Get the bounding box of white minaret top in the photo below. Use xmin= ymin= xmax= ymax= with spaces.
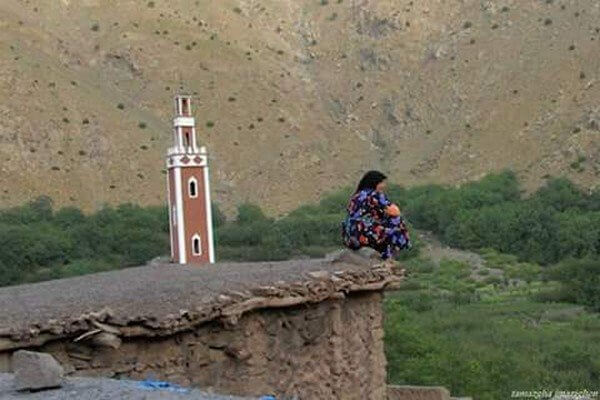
xmin=169 ymin=95 xmax=203 ymax=156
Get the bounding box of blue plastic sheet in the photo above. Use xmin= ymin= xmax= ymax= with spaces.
xmin=137 ymin=379 xmax=278 ymax=398
xmin=137 ymin=379 xmax=190 ymax=394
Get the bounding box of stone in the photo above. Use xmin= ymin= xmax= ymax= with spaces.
xmin=91 ymin=332 xmax=122 ymax=349
xmin=326 ymin=248 xmax=381 ymax=266
xmin=12 ymin=350 xmax=64 ymax=391
xmin=0 ymin=353 xmax=10 ymax=373
xmin=307 ymin=270 xmax=330 ymax=280
xmin=357 ymin=246 xmax=381 ymax=260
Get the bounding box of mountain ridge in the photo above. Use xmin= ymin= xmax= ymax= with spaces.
xmin=1 ymin=0 xmax=599 ymax=216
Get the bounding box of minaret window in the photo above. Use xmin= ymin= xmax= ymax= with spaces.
xmin=184 ymin=132 xmax=191 ymax=147
xmin=188 ymin=177 xmax=198 ymax=198
xmin=192 ymin=233 xmax=202 ymax=255
xmin=182 ymin=98 xmax=190 ymax=116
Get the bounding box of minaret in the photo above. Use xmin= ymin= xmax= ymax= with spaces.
xmin=166 ymin=95 xmax=215 ymax=264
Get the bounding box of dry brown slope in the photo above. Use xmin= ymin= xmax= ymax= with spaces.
xmin=0 ymin=0 xmax=599 ymax=216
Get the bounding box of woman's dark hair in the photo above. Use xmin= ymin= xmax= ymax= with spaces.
xmin=355 ymin=170 xmax=387 ymax=193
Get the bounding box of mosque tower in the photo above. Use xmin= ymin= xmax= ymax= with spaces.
xmin=166 ymin=95 xmax=215 ymax=264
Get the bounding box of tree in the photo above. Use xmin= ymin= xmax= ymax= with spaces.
xmin=212 ymin=202 xmax=227 ymax=228
xmin=28 ymin=195 xmax=54 ymax=220
xmin=546 ymin=257 xmax=600 ymax=312
xmin=531 ymin=177 xmax=587 ymax=212
xmin=236 ymin=203 xmax=270 ymax=225
xmin=54 ymin=206 xmax=86 ymax=229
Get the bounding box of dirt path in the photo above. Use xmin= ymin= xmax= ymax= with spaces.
xmin=416 ymin=231 xmax=504 ymax=281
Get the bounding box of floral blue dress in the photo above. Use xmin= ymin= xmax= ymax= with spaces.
xmin=341 ymin=189 xmax=411 ymax=260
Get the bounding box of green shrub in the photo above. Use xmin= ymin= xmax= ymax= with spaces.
xmin=212 ymin=202 xmax=226 ymax=228
xmin=545 ymin=257 xmax=600 ymax=311
xmin=406 ymin=257 xmax=435 ymax=274
xmin=483 ymin=275 xmax=503 ymax=286
xmin=0 ymin=199 xmax=170 ymax=287
xmin=394 ymin=172 xmax=600 ymax=265
xmin=3 ymin=171 xmax=600 ymax=285
xmin=384 ymin=297 xmax=600 ymax=399
xmin=236 ymin=203 xmax=271 ymax=225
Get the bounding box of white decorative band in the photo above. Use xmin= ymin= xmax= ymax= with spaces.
xmin=167 ymin=147 xmax=207 ymax=156
xmin=173 ymin=117 xmax=195 ymax=127
xmin=166 ymin=154 xmax=207 ymax=169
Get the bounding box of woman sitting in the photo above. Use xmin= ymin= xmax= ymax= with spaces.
xmin=342 ymin=170 xmax=411 ymax=262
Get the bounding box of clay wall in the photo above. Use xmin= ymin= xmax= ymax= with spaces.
xmin=1 ymin=293 xmax=385 ymax=399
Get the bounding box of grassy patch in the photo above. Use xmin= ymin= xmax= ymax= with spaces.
xmin=385 ymin=286 xmax=600 ymax=399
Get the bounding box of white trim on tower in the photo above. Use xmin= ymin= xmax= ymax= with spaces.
xmin=173 ymin=117 xmax=195 ymax=127
xmin=203 ymin=164 xmax=215 ymax=264
xmin=166 ymin=171 xmax=174 ymax=260
xmin=191 ymin=126 xmax=198 ymax=152
xmin=174 ymin=167 xmax=186 ymax=264
xmin=177 ymin=127 xmax=184 ymax=153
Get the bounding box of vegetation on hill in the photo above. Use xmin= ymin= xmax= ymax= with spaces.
xmin=1 ymin=171 xmax=600 ymax=398
xmin=401 ymin=171 xmax=600 ymax=265
xmin=1 ymin=171 xmax=599 ymax=301
xmin=0 ymin=196 xmax=169 ymax=286
xmin=384 ymin=267 xmax=600 ymax=399
xmin=0 ymin=170 xmax=597 ymax=316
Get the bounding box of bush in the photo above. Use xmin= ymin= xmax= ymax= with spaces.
xmin=398 ymin=172 xmax=600 ymax=266
xmin=236 ymin=203 xmax=270 ymax=225
xmin=317 ymin=187 xmax=352 ymax=214
xmin=483 ymin=275 xmax=503 ymax=286
xmin=530 ymin=177 xmax=588 ymax=212
xmin=0 ymin=196 xmax=54 ymax=225
xmin=545 ymin=257 xmax=600 ymax=311
xmin=0 ymin=259 xmax=24 ymax=286
xmin=0 ymin=200 xmax=169 ymax=287
xmin=212 ymin=202 xmax=226 ymax=228
xmin=385 ymin=296 xmax=600 ymax=399
xmin=3 ymin=171 xmax=600 ymax=285
xmin=405 ymin=257 xmax=435 ymax=274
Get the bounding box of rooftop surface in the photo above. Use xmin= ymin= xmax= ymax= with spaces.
xmin=0 ymin=373 xmax=257 ymax=400
xmin=0 ymin=253 xmax=404 ymax=348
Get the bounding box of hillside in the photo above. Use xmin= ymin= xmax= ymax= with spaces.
xmin=1 ymin=0 xmax=599 ymax=215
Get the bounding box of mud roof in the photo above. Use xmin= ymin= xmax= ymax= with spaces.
xmin=0 ymin=254 xmax=404 ymax=351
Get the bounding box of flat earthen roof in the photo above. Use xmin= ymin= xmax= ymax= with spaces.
xmin=0 ymin=253 xmax=404 ymax=351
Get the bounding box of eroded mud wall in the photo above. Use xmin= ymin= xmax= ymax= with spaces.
xmin=15 ymin=292 xmax=385 ymax=400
